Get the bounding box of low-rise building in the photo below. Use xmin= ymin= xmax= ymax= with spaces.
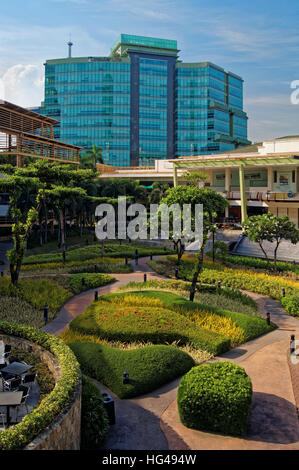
xmin=98 ymin=135 xmax=299 ymax=228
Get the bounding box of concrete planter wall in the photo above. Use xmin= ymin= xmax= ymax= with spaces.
xmin=0 ymin=334 xmax=81 ymax=450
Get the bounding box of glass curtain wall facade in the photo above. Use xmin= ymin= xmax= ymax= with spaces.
xmin=40 ymin=34 xmax=249 ymax=167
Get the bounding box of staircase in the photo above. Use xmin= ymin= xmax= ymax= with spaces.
xmin=234 ymin=236 xmax=299 ymax=263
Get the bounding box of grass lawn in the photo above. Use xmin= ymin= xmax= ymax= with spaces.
xmin=69 ymin=342 xmax=195 ymax=399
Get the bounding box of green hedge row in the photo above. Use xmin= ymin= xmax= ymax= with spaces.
xmin=208 ymin=251 xmax=299 ymax=275
xmin=81 ymin=376 xmax=109 ymax=449
xmin=178 ymin=362 xmax=252 ymax=435
xmin=0 ymin=321 xmax=80 ymax=450
xmin=23 ymin=243 xmax=174 ymax=265
xmin=70 ymin=342 xmax=194 ymax=399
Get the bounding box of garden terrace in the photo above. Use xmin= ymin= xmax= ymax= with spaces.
xmin=0 ymin=100 xmax=81 ymax=168
xmin=0 ymin=323 xmax=80 ymax=450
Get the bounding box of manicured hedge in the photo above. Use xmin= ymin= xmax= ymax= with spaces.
xmin=149 ymin=256 xmax=299 ymax=316
xmin=178 ymin=362 xmax=252 ymax=435
xmin=0 ymin=321 xmax=80 ymax=450
xmin=68 ymin=273 xmax=115 ymax=295
xmin=0 ymin=276 xmax=71 ymax=315
xmin=70 ymin=342 xmax=194 ymax=399
xmin=120 ymin=279 xmax=257 ymax=310
xmin=81 ymin=376 xmax=109 ymax=449
xmin=102 ymin=291 xmax=275 ymax=346
xmin=208 ymin=251 xmax=299 ymax=275
xmin=70 ymin=300 xmax=231 ymax=355
xmin=23 ymin=243 xmax=174 ymax=265
xmin=281 ymin=295 xmax=299 ymax=317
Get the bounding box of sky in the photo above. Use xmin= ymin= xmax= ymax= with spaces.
xmin=1 ymin=0 xmax=299 ymax=143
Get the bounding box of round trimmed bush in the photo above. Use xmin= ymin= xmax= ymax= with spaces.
xmin=177 ymin=362 xmax=252 ymax=436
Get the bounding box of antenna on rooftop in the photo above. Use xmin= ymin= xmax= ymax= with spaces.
xmin=67 ymin=34 xmax=73 ymax=58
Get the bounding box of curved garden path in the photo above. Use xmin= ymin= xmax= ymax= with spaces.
xmin=42 ymin=256 xmax=299 ymax=450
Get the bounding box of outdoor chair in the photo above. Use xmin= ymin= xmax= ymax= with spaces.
xmin=3 ymin=377 xmax=21 ymax=392
xmin=22 ymin=373 xmax=36 ymax=385
xmin=14 ymin=385 xmax=30 ymax=422
xmin=0 ymin=408 xmax=5 ymax=430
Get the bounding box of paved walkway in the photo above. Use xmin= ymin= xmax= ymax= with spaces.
xmin=42 ymin=256 xmax=299 ymax=450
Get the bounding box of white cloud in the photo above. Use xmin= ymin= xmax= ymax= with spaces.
xmin=1 ymin=64 xmax=44 ymax=107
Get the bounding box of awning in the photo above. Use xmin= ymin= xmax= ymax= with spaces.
xmin=229 ymin=200 xmax=268 ymax=207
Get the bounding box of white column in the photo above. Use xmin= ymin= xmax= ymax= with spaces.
xmin=225 ymin=168 xmax=231 ymax=193
xmin=268 ymin=167 xmax=274 ymax=191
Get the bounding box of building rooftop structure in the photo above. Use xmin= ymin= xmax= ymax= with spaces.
xmin=0 ymin=100 xmax=81 ymax=168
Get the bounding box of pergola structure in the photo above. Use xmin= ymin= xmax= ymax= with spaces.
xmin=0 ymin=100 xmax=81 ymax=168
xmin=171 ymin=154 xmax=299 ymax=223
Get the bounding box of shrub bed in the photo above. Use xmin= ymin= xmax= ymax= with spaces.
xmin=21 ymin=257 xmax=132 ymax=274
xmin=101 ymin=291 xmax=275 ymax=347
xmin=149 ymin=256 xmax=299 ymax=316
xmin=0 ymin=276 xmax=71 ymax=319
xmin=69 ymin=300 xmax=230 ymax=355
xmin=207 ymin=251 xmax=299 ymax=276
xmin=70 ymin=342 xmax=194 ymax=399
xmin=81 ymin=376 xmax=109 ymax=449
xmin=0 ymin=321 xmax=80 ymax=450
xmin=68 ymin=273 xmax=115 ymax=295
xmin=281 ymin=295 xmax=299 ymax=317
xmin=23 ymin=243 xmax=174 ymax=265
xmin=177 ymin=362 xmax=252 ymax=435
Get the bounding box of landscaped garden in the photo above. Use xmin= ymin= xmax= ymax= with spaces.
xmin=148 ymin=255 xmax=299 ymax=316
xmin=62 ymin=285 xmax=275 ymax=400
xmin=0 ymin=273 xmax=115 ymax=328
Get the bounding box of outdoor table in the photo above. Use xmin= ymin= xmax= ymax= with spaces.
xmin=1 ymin=362 xmax=32 ymax=377
xmin=0 ymin=391 xmax=23 ymax=426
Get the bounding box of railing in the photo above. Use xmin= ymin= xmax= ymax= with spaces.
xmin=225 ymin=190 xmax=299 ymax=202
xmin=0 ymin=130 xmax=80 ymax=166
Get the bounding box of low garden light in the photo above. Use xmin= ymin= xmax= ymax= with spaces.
xmin=217 ymin=281 xmax=221 ymax=288
xmin=282 ymin=288 xmax=285 ymax=297
xmin=144 ymin=274 xmax=147 ymax=282
xmin=266 ymin=312 xmax=271 ymax=326
xmin=94 ymin=290 xmax=98 ymax=301
xmin=123 ymin=372 xmax=129 ymax=384
xmin=290 ymin=334 xmax=296 ymax=355
xmin=44 ymin=304 xmax=48 ymax=324
xmin=175 ymin=267 xmax=179 ymax=279
xmin=150 ymin=252 xmax=153 ymax=260
xmin=125 ymin=256 xmax=128 ymax=265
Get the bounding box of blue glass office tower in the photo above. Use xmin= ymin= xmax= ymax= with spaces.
xmin=40 ymin=34 xmax=250 ymax=166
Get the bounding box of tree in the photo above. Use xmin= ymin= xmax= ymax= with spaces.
xmin=160 ymin=186 xmax=228 ymax=301
xmin=149 ymin=182 xmax=170 ymax=205
xmin=80 ymin=145 xmax=103 ymax=171
xmin=242 ymin=212 xmax=299 ymax=270
xmin=183 ymin=171 xmax=207 ymax=188
xmin=0 ymin=175 xmax=44 ymax=285
xmin=45 ymin=186 xmax=87 ymax=263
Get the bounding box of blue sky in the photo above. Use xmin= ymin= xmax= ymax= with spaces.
xmin=1 ymin=0 xmax=299 ymax=142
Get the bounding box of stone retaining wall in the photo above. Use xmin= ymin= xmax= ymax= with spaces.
xmin=1 ymin=334 xmax=81 ymax=450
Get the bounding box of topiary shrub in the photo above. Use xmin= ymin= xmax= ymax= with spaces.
xmin=81 ymin=376 xmax=109 ymax=449
xmin=177 ymin=362 xmax=252 ymax=436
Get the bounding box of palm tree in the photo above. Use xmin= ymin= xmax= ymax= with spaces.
xmin=80 ymin=145 xmax=103 ymax=171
